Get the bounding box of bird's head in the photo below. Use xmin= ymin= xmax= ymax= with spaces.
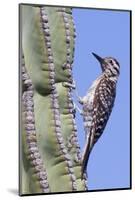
xmin=92 ymin=52 xmax=120 ymax=78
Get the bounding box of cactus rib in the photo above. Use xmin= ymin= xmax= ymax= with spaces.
xmin=22 ymin=54 xmax=50 ymax=193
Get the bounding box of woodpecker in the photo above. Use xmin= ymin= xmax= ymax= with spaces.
xmin=78 ymin=52 xmax=120 ymax=176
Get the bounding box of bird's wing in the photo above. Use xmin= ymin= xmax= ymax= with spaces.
xmin=82 ymin=78 xmax=116 ymax=174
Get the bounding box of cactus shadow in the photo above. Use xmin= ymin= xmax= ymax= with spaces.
xmin=7 ymin=188 xmax=18 ymax=195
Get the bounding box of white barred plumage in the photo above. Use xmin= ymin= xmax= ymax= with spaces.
xmin=78 ymin=52 xmax=120 ymax=176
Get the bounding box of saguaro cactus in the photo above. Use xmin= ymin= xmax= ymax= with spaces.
xmin=20 ymin=5 xmax=87 ymax=195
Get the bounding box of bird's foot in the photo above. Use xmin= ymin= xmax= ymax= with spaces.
xmin=62 ymin=81 xmax=76 ymax=89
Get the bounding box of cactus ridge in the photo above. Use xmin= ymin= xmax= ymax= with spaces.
xmin=40 ymin=7 xmax=78 ymax=191
xmin=22 ymin=54 xmax=50 ymax=193
xmin=61 ymin=7 xmax=73 ymax=75
xmin=57 ymin=84 xmax=88 ymax=190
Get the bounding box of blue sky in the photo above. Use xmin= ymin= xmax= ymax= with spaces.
xmin=72 ymin=8 xmax=130 ymax=190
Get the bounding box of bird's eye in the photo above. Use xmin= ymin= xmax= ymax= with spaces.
xmin=109 ymin=60 xmax=113 ymax=65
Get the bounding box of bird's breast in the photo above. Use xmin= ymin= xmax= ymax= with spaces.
xmin=83 ymin=76 xmax=102 ymax=109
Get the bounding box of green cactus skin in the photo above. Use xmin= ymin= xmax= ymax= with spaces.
xmin=20 ymin=4 xmax=87 ymax=195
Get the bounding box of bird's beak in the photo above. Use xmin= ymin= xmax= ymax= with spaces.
xmin=92 ymin=52 xmax=104 ymax=64
xmin=92 ymin=52 xmax=105 ymax=71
